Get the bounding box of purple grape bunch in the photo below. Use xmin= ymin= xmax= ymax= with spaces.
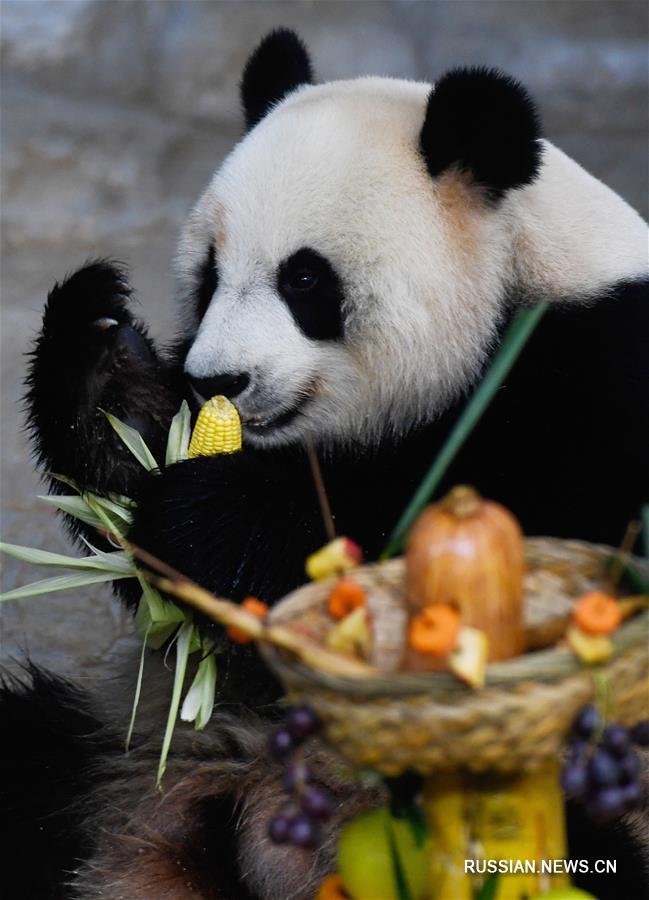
xmin=267 ymin=704 xmax=334 ymax=848
xmin=561 ymin=705 xmax=648 ymax=823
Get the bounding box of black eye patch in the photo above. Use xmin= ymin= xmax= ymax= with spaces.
xmin=194 ymin=244 xmax=219 ymax=322
xmin=277 ymin=248 xmax=344 ymax=341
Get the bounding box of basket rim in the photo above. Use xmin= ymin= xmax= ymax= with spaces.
xmin=262 ymin=612 xmax=648 ymax=698
xmin=263 ymin=539 xmax=648 ymax=699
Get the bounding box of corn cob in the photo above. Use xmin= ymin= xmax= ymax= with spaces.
xmin=188 ymin=395 xmax=242 ymax=458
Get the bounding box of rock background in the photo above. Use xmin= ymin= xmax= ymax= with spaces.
xmin=1 ymin=0 xmax=648 ymax=675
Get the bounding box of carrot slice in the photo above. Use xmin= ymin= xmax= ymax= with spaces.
xmin=408 ymin=603 xmax=461 ymax=657
xmin=227 ymin=596 xmax=269 ymax=644
xmin=328 ymin=578 xmax=367 ymax=620
xmin=573 ymin=591 xmax=622 ymax=635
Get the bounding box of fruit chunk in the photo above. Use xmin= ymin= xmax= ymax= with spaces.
xmin=447 ymin=626 xmax=488 ymax=688
xmin=226 ymin=597 xmax=268 ymax=644
xmin=573 ymin=591 xmax=622 ymax=635
xmin=566 ymin=625 xmax=613 ymax=663
xmin=408 ymin=603 xmax=461 ymax=657
xmin=337 ymin=807 xmax=430 ymax=900
xmin=316 ymin=875 xmax=349 ymax=900
xmin=328 ymin=578 xmax=366 ymax=620
xmin=306 ymin=537 xmax=363 ymax=580
xmin=326 ymin=607 xmax=370 ymax=658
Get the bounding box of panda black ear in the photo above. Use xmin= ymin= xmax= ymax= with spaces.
xmin=420 ymin=67 xmax=542 ymax=200
xmin=240 ymin=29 xmax=313 ymax=131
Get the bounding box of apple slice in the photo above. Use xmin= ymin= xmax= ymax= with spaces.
xmin=448 ymin=626 xmax=488 ymax=688
xmin=566 ymin=625 xmax=613 ymax=664
xmin=326 ymin=606 xmax=371 ymax=658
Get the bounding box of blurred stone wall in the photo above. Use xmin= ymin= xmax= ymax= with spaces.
xmin=1 ymin=0 xmax=647 ymax=674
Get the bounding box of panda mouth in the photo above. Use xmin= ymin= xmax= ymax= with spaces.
xmin=243 ymin=395 xmax=311 ymax=434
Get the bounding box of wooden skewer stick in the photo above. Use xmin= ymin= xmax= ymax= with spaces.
xmin=606 ymin=520 xmax=642 ymax=594
xmin=128 ymin=543 xmax=376 ymax=679
xmin=305 ymin=440 xmax=337 ymax=543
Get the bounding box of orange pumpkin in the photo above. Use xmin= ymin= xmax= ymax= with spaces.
xmin=406 ymin=485 xmax=524 ymax=661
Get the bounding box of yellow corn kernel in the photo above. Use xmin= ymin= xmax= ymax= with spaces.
xmin=188 ymin=395 xmax=242 ymax=458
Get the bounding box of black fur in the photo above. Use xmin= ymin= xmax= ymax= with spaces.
xmin=277 ymin=247 xmax=345 ymax=341
xmin=240 ymin=28 xmax=314 ymax=131
xmin=0 ymin=665 xmax=112 ymax=900
xmin=23 ymin=261 xmax=189 ymax=618
xmin=24 ymin=261 xmax=183 ymax=544
xmin=420 ymin=66 xmax=542 ymax=199
xmin=566 ymin=800 xmax=649 ymax=899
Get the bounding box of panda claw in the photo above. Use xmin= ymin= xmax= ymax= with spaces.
xmin=91 ymin=316 xmax=120 ymax=332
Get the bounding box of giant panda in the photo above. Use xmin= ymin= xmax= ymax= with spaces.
xmin=2 ymin=28 xmax=648 ymax=900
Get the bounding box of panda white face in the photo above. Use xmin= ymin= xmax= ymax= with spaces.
xmin=177 ymin=30 xmax=647 ymax=451
xmin=180 ymin=79 xmax=511 ymax=449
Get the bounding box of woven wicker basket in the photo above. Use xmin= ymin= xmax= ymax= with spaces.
xmin=262 ymin=538 xmax=648 ymax=777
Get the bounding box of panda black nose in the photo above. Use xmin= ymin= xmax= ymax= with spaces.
xmin=189 ymin=372 xmax=251 ymax=401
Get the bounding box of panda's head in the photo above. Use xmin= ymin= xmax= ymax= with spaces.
xmin=179 ymin=29 xmax=647 ymax=450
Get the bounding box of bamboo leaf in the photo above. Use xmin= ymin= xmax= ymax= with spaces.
xmin=0 ymin=570 xmax=129 ymax=601
xmin=157 ymin=620 xmax=193 ymax=786
xmin=44 ymin=478 xmax=134 ymax=529
xmin=180 ymin=651 xmax=217 ymax=730
xmin=0 ymin=541 xmax=132 ymax=574
xmin=125 ymin=620 xmax=151 ymax=753
xmin=165 ymin=400 xmax=192 ymax=466
xmin=135 ymin=589 xmax=184 ymax=648
xmin=78 ymin=540 xmax=136 ymax=575
xmin=38 ymin=494 xmax=105 ymax=530
xmin=382 ymin=304 xmax=547 ymax=558
xmin=85 ymin=493 xmax=134 ymax=527
xmin=385 ymin=816 xmax=413 ymax=900
xmin=50 ymin=472 xmax=136 ymax=512
xmin=103 ymin=410 xmax=158 ymax=472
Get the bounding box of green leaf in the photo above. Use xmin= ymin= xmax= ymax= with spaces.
xmin=157 ymin=620 xmax=194 ymax=786
xmin=134 ymin=590 xmax=184 ymax=649
xmin=402 ymin=804 xmax=429 ymax=849
xmin=78 ymin=540 xmax=136 ymax=575
xmin=38 ymin=494 xmax=105 ymax=531
xmin=125 ymin=620 xmax=151 ymax=753
xmin=42 ymin=480 xmax=134 ymax=532
xmin=382 ymin=304 xmax=547 ymax=558
xmin=50 ymin=472 xmax=136 ymax=513
xmin=180 ymin=651 xmax=217 ymax=730
xmin=139 ymin=579 xmax=185 ymax=626
xmin=166 ymin=400 xmax=192 ymax=466
xmin=103 ymin=410 xmax=159 ymax=472
xmin=85 ymin=493 xmax=134 ymax=527
xmin=474 ymin=873 xmax=499 ymax=900
xmin=385 ymin=815 xmax=413 ymax=900
xmin=0 ymin=570 xmax=130 ymax=601
xmin=603 ymin=555 xmax=649 ymax=596
xmin=0 ymin=541 xmax=132 ymax=575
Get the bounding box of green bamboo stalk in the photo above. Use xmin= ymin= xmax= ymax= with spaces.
xmin=381 ymin=303 xmax=547 ymax=559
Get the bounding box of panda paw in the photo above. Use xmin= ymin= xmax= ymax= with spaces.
xmin=38 ymin=260 xmax=155 ymax=371
xmin=25 ymin=261 xmax=180 ymax=497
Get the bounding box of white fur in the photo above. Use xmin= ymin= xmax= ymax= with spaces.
xmin=177 ymin=77 xmax=648 ymax=450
